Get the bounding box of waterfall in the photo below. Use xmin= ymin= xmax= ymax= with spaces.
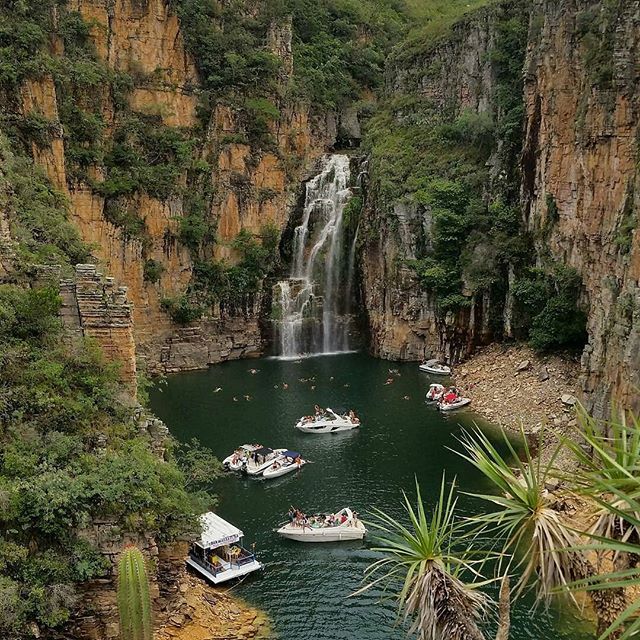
xmin=274 ymin=154 xmax=356 ymax=358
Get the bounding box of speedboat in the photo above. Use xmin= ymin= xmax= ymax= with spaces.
xmin=262 ymin=451 xmax=306 ymax=479
xmin=419 ymin=359 xmax=451 ymax=375
xmin=242 ymin=447 xmax=287 ymax=476
xmin=295 ymin=408 xmax=360 ymax=434
xmin=223 ymin=444 xmax=262 ymax=471
xmin=276 ymin=508 xmax=366 ymax=542
xmin=438 ymin=397 xmax=471 ymax=411
xmin=426 ymin=383 xmax=445 ymax=402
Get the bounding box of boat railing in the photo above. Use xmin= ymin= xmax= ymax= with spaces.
xmin=188 ymin=552 xmax=224 ymax=576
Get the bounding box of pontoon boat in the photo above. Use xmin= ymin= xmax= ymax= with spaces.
xmin=419 ymin=359 xmax=451 ymax=375
xmin=295 ymin=408 xmax=360 ymax=434
xmin=276 ymin=508 xmax=366 ymax=542
xmin=187 ymin=512 xmax=262 ymax=584
xmin=262 ymin=451 xmax=306 ymax=479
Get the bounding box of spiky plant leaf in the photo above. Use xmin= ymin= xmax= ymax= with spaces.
xmin=455 ymin=427 xmax=583 ymax=605
xmin=355 ymin=477 xmax=491 ymax=640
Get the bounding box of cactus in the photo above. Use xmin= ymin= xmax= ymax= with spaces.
xmin=117 ymin=546 xmax=153 ymax=640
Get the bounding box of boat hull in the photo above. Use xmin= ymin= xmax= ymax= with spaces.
xmin=263 ymin=461 xmax=306 ymax=479
xmin=438 ymin=398 xmax=471 ymax=411
xmin=276 ymin=526 xmax=366 ymax=542
xmin=295 ymin=420 xmax=359 ymax=433
xmin=419 ymin=365 xmax=451 ymax=375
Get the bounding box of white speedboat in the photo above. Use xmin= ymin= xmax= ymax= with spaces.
xmin=262 ymin=451 xmax=306 ymax=479
xmin=295 ymin=408 xmax=360 ymax=434
xmin=438 ymin=397 xmax=471 ymax=411
xmin=419 ymin=359 xmax=451 ymax=375
xmin=426 ymin=383 xmax=445 ymax=402
xmin=276 ymin=508 xmax=366 ymax=542
xmin=223 ymin=444 xmax=261 ymax=471
xmin=241 ymin=447 xmax=287 ymax=476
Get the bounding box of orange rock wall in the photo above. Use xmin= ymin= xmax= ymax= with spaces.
xmin=522 ymin=0 xmax=640 ymax=415
xmin=19 ymin=1 xmax=334 ymax=371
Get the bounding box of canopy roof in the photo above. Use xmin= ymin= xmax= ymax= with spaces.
xmin=282 ymin=450 xmax=300 ymax=459
xmin=199 ymin=512 xmax=243 ymax=548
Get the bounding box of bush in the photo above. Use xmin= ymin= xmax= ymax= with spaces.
xmin=143 ymin=259 xmax=164 ymax=284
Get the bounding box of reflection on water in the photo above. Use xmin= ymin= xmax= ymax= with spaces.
xmin=150 ymin=353 xmax=592 ymax=640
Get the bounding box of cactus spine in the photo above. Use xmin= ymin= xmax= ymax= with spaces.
xmin=117 ymin=546 xmax=153 ymax=640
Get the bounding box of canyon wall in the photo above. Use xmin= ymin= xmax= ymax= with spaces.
xmin=360 ymin=6 xmax=513 ymax=363
xmin=522 ymin=0 xmax=640 ymax=414
xmin=361 ymin=0 xmax=639 ymax=415
xmin=19 ymin=0 xmax=336 ymax=372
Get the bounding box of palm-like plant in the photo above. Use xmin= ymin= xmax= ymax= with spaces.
xmin=566 ymin=483 xmax=640 ymax=640
xmin=456 ymin=427 xmax=583 ymax=604
xmin=565 ymin=407 xmax=640 ymax=553
xmin=117 ymin=546 xmax=153 ymax=640
xmin=356 ymin=477 xmax=490 ymax=640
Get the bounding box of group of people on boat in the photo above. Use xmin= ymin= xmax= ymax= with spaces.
xmin=286 ymin=507 xmax=354 ymax=529
xmin=299 ymin=406 xmax=360 ymax=424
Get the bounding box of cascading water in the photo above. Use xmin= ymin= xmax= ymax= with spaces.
xmin=274 ymin=154 xmax=357 ymax=358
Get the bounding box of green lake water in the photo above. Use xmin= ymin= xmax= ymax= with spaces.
xmin=149 ymin=352 xmax=591 ymax=640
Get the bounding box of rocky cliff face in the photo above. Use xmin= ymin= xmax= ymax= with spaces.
xmin=522 ymin=0 xmax=640 ymax=414
xmin=359 ymin=7 xmax=512 ymax=363
xmin=18 ymin=0 xmax=335 ymax=372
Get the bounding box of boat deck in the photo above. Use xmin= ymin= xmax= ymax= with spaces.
xmin=187 ymin=554 xmax=263 ymax=584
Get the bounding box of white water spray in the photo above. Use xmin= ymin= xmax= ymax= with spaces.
xmin=274 ymin=154 xmax=357 ymax=358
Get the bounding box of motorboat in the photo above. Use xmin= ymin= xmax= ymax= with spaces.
xmin=426 ymin=383 xmax=445 ymax=402
xmin=262 ymin=451 xmax=306 ymax=479
xmin=276 ymin=508 xmax=366 ymax=542
xmin=438 ymin=397 xmax=472 ymax=411
xmin=295 ymin=408 xmax=360 ymax=434
xmin=419 ymin=359 xmax=451 ymax=375
xmin=223 ymin=444 xmax=261 ymax=471
xmin=187 ymin=512 xmax=263 ymax=584
xmin=241 ymin=447 xmax=287 ymax=476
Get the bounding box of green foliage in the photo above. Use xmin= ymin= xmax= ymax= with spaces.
xmin=512 ymin=265 xmax=587 ymax=351
xmin=0 ymin=285 xmax=219 ymax=636
xmin=0 ymin=134 xmax=91 ymax=269
xmin=117 ymin=547 xmax=153 ymax=640
xmin=364 ymin=1 xmax=529 ymax=323
xmin=575 ymin=2 xmax=620 ymax=91
xmin=143 ymin=259 xmax=165 ymax=284
xmin=161 ymin=295 xmax=203 ymax=325
xmin=97 ymin=113 xmax=194 ymax=201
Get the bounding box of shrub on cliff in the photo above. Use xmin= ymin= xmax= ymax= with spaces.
xmin=0 ymin=285 xmax=220 ymax=638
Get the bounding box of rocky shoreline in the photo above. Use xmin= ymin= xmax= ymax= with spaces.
xmin=157 ymin=575 xmax=271 ymax=640
xmin=453 ymin=343 xmax=581 ymax=434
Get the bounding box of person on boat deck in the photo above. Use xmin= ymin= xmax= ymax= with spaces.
xmin=443 ymin=387 xmax=458 ymax=404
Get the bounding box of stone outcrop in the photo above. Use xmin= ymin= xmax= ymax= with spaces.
xmin=522 ymin=0 xmax=640 ymax=415
xmin=60 ymin=264 xmax=138 ymax=395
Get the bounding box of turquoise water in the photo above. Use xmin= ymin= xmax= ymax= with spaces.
xmin=149 ymin=352 xmax=591 ymax=640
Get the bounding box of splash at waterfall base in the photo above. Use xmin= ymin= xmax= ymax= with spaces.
xmin=272 ymin=154 xmax=360 ymax=359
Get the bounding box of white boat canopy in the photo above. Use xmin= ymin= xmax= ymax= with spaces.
xmin=198 ymin=512 xmax=243 ymax=548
